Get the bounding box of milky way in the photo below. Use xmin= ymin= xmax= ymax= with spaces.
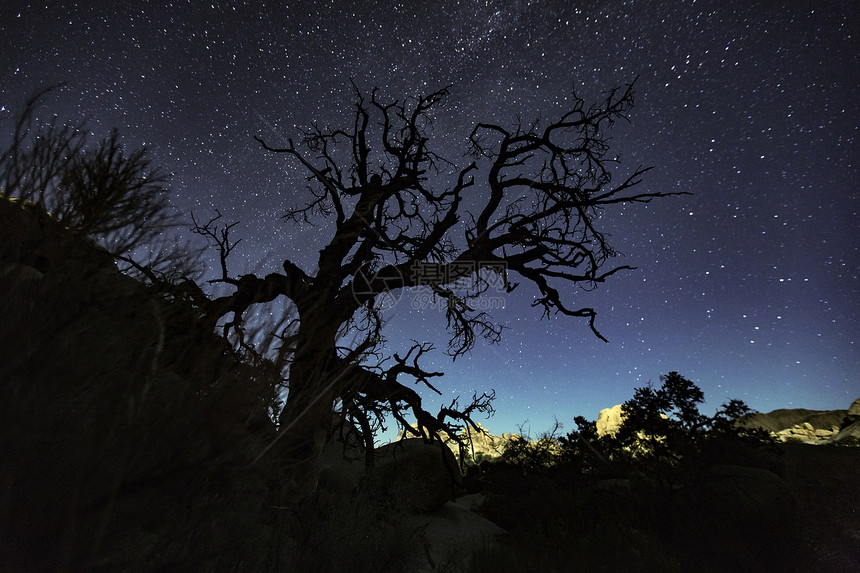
xmin=2 ymin=1 xmax=857 ymax=435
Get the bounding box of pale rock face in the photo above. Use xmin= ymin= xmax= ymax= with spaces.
xmin=775 ymin=424 xmax=840 ymax=443
xmin=596 ymin=404 xmax=626 ymax=437
xmin=454 ymin=423 xmax=509 ymax=459
xmin=395 ymin=423 xmax=517 ymax=462
xmin=830 ymin=398 xmax=860 ymax=443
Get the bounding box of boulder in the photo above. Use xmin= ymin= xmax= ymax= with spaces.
xmin=402 ymin=495 xmax=504 ymax=573
xmin=370 ymin=438 xmax=462 ymax=513
xmin=674 ymin=464 xmax=798 ymax=567
xmin=849 ymin=398 xmax=860 ymax=418
xmin=773 ymin=422 xmax=840 ymax=443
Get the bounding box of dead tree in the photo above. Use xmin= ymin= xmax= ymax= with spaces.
xmin=192 ymin=79 xmax=685 ymax=498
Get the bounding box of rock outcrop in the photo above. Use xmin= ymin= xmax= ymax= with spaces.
xmin=370 ymin=438 xmax=462 ymax=513
xmin=737 ymin=406 xmax=855 ymax=444
xmin=402 ymin=495 xmax=505 ymax=573
xmin=1 ymin=196 xmax=279 ymax=570
xmin=832 ymin=421 xmax=860 ymax=443
xmin=319 ymin=430 xmax=465 ymax=514
xmin=394 ymin=422 xmax=518 ymax=463
xmin=849 ymin=398 xmax=860 ymax=418
xmin=456 ymin=423 xmax=511 ymax=459
xmin=596 ymin=404 xmax=626 ymax=437
xmin=831 ymin=398 xmax=860 ymax=444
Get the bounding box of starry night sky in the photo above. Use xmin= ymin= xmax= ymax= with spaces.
xmin=2 ymin=0 xmax=858 ymax=436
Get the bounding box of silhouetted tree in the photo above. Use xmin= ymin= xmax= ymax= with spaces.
xmin=192 ymin=79 xmax=685 ymax=499
xmin=613 ymin=371 xmax=770 ymax=464
xmin=557 ymin=415 xmax=614 ymax=474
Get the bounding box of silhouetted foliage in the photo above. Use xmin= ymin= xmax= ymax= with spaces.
xmin=0 ymin=85 xmax=202 ymax=280
xmin=556 ymin=415 xmax=616 ymax=474
xmin=498 ymin=421 xmax=563 ymax=472
xmin=474 ymin=374 xmax=807 ymax=573
xmin=613 ymin=371 xmax=773 ymax=465
xmin=556 ymin=372 xmax=775 ymax=474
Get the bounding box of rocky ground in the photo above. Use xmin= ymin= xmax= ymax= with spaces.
xmin=781 ymin=443 xmax=860 ymax=572
xmin=325 ymin=414 xmax=860 ymax=573
xmin=458 ymin=442 xmax=860 ymax=573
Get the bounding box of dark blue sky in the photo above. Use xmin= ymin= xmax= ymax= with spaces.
xmin=2 ymin=0 xmax=857 ymax=436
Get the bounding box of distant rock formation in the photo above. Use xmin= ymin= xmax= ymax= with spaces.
xmin=595 ymin=403 xmax=670 ymax=441
xmin=832 ymin=420 xmax=860 ymax=443
xmin=831 ymin=398 xmax=860 ymax=444
xmin=387 ymin=395 xmax=860 ymax=474
xmin=736 ymin=405 xmax=855 ymax=444
xmin=596 ymin=404 xmax=626 ymax=437
xmin=394 ymin=422 xmax=515 ymax=462
xmin=594 ymin=398 xmax=860 ymax=445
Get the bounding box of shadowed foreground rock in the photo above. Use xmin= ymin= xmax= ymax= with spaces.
xmin=321 ymin=433 xmax=465 ymax=512
xmin=0 ymin=197 xmax=281 ymax=570
xmin=370 ymin=438 xmax=463 ymax=514
xmin=403 ymin=495 xmax=504 ymax=573
xmin=674 ymin=464 xmax=798 ymax=568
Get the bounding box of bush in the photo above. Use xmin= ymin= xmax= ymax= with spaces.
xmin=559 ymin=372 xmax=775 ymax=474
xmin=498 ymin=423 xmax=563 ymax=472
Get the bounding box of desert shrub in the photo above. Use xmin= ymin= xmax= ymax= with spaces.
xmin=498 ymin=423 xmax=563 ymax=472
xmin=0 ymin=87 xmax=203 ymax=281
